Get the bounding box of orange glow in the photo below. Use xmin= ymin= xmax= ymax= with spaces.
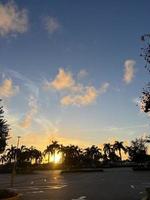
xmin=50 ymin=152 xmax=62 ymax=164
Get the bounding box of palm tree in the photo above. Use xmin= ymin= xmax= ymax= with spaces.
xmin=6 ymin=145 xmax=31 ymax=165
xmin=103 ymin=143 xmax=112 ymax=159
xmin=16 ymin=145 xmax=30 ymax=165
xmin=50 ymin=141 xmax=60 ymax=162
xmin=84 ymin=145 xmax=102 ymax=167
xmin=113 ymin=141 xmax=126 ymax=161
xmin=0 ymin=154 xmax=7 ymax=165
xmin=29 ymin=147 xmax=42 ymax=164
xmin=84 ymin=145 xmax=101 ymax=160
xmin=44 ymin=141 xmax=60 ymax=163
xmin=60 ymin=145 xmax=82 ymax=167
xmin=43 ymin=145 xmax=52 ymax=163
xmin=6 ymin=145 xmax=17 ymax=163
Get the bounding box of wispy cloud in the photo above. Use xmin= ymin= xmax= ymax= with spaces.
xmin=44 ymin=16 xmax=61 ymax=34
xmin=123 ymin=60 xmax=136 ymax=84
xmin=19 ymin=116 xmax=93 ymax=150
xmin=99 ymin=82 xmax=110 ymax=94
xmin=77 ymin=69 xmax=88 ymax=79
xmin=0 ymin=79 xmax=19 ymax=98
xmin=0 ymin=1 xmax=28 ymax=37
xmin=2 ymin=69 xmax=39 ymax=98
xmin=20 ymin=95 xmax=38 ymax=128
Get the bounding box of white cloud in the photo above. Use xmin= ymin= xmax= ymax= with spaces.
xmin=44 ymin=16 xmax=61 ymax=34
xmin=20 ymin=95 xmax=37 ymax=128
xmin=61 ymin=82 xmax=109 ymax=106
xmin=99 ymin=82 xmax=110 ymax=94
xmin=60 ymin=86 xmax=98 ymax=106
xmin=44 ymin=68 xmax=110 ymax=106
xmin=45 ymin=68 xmax=75 ymax=90
xmin=77 ymin=69 xmax=88 ymax=79
xmin=123 ymin=60 xmax=136 ymax=84
xmin=4 ymin=69 xmax=39 ymax=98
xmin=0 ymin=79 xmax=19 ymax=98
xmin=0 ymin=1 xmax=28 ymax=36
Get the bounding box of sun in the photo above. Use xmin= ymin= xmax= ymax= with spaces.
xmin=50 ymin=152 xmax=62 ymax=164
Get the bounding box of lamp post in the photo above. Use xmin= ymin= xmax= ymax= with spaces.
xmin=10 ymin=136 xmax=21 ymax=188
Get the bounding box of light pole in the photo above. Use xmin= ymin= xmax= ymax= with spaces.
xmin=10 ymin=136 xmax=21 ymax=188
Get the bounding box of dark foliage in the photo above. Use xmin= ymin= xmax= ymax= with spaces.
xmin=127 ymin=138 xmax=148 ymax=163
xmin=1 ymin=137 xmax=150 ymax=171
xmin=0 ymin=100 xmax=9 ymax=153
xmin=140 ymin=34 xmax=150 ymax=71
xmin=140 ymin=34 xmax=150 ymax=113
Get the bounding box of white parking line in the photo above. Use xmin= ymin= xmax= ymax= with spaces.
xmin=8 ymin=184 xmax=67 ymax=191
xmin=72 ymin=196 xmax=87 ymax=200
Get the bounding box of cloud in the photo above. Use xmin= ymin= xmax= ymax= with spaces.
xmin=17 ymin=117 xmax=92 ymax=150
xmin=20 ymin=95 xmax=37 ymax=128
xmin=7 ymin=106 xmax=93 ymax=150
xmin=61 ymin=82 xmax=109 ymax=106
xmin=44 ymin=16 xmax=61 ymax=34
xmin=44 ymin=68 xmax=109 ymax=106
xmin=0 ymin=79 xmax=19 ymax=97
xmin=45 ymin=68 xmax=75 ymax=90
xmin=0 ymin=1 xmax=28 ymax=36
xmin=123 ymin=60 xmax=136 ymax=84
xmin=3 ymin=69 xmax=40 ymax=98
xmin=61 ymin=86 xmax=98 ymax=106
xmin=99 ymin=82 xmax=110 ymax=94
xmin=77 ymin=69 xmax=88 ymax=79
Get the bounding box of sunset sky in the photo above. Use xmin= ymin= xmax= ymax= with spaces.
xmin=0 ymin=0 xmax=150 ymax=150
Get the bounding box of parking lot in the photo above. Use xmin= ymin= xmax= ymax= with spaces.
xmin=0 ymin=168 xmax=149 ymax=200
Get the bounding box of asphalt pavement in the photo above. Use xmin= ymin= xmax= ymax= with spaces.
xmin=0 ymin=168 xmax=149 ymax=200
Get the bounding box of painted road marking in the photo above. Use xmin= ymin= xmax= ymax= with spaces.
xmin=72 ymin=196 xmax=87 ymax=200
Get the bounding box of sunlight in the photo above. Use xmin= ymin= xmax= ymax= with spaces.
xmin=50 ymin=152 xmax=62 ymax=164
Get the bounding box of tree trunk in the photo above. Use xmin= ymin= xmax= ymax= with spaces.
xmin=48 ymin=153 xmax=50 ymax=163
xmin=119 ymin=149 xmax=122 ymax=161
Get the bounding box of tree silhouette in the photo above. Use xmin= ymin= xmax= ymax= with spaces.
xmin=113 ymin=141 xmax=126 ymax=161
xmin=0 ymin=154 xmax=7 ymax=165
xmin=103 ymin=143 xmax=112 ymax=160
xmin=127 ymin=138 xmax=148 ymax=163
xmin=140 ymin=34 xmax=150 ymax=113
xmin=5 ymin=145 xmax=42 ymax=166
xmin=16 ymin=145 xmax=30 ymax=166
xmin=6 ymin=145 xmax=17 ymax=163
xmin=85 ymin=146 xmax=101 ymax=160
xmin=103 ymin=143 xmax=120 ymax=162
xmin=44 ymin=141 xmax=60 ymax=163
xmin=29 ymin=146 xmax=42 ymax=164
xmin=0 ymin=100 xmax=9 ymax=153
xmin=60 ymin=145 xmax=82 ymax=167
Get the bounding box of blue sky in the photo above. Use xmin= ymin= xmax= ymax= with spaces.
xmin=0 ymin=0 xmax=150 ymax=149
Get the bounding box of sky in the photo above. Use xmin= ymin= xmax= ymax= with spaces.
xmin=0 ymin=0 xmax=150 ymax=150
